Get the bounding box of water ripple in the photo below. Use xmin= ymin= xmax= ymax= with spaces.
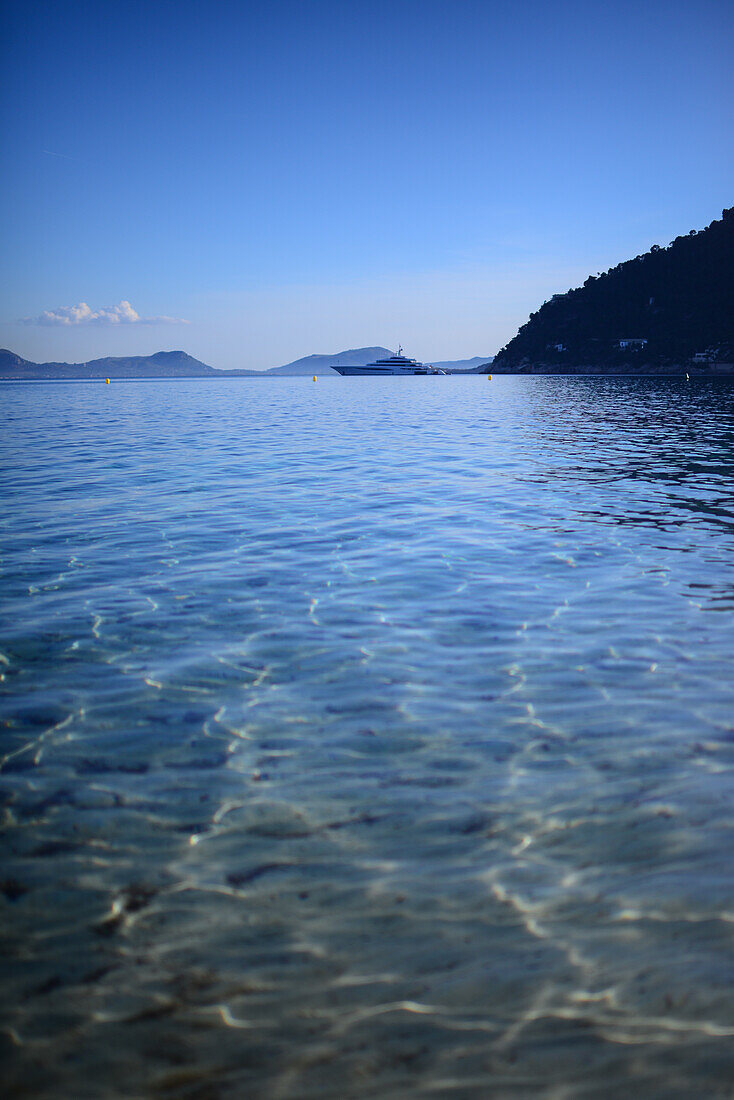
xmin=2 ymin=376 xmax=734 ymax=1098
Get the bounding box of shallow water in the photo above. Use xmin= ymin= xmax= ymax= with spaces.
xmin=1 ymin=375 xmax=734 ymax=1098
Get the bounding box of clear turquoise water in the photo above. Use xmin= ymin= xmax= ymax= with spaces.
xmin=1 ymin=375 xmax=734 ymax=1099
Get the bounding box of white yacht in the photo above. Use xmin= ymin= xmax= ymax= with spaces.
xmin=331 ymin=347 xmax=446 ymax=376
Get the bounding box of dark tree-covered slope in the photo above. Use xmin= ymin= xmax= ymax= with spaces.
xmin=492 ymin=208 xmax=734 ymax=372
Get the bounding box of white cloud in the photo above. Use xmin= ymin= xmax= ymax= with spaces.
xmin=23 ymin=300 xmax=189 ymax=326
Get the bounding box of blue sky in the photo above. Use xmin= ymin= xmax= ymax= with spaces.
xmin=1 ymin=0 xmax=731 ymax=369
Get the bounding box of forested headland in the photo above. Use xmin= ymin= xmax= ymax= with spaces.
xmin=490 ymin=208 xmax=733 ymax=373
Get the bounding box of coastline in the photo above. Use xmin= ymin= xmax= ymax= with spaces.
xmin=486 ymin=361 xmax=734 ymax=376
xmin=1 ymin=363 xmax=733 ymax=381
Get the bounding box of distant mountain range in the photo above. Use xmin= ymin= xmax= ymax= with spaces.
xmin=0 ymin=349 xmax=226 ymax=380
xmin=491 ymin=207 xmax=734 ymax=373
xmin=0 ymin=346 xmax=493 ymax=379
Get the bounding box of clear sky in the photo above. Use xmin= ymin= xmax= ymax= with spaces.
xmin=1 ymin=0 xmax=731 ymax=370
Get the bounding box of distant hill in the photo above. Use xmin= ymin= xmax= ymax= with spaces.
xmin=0 ymin=349 xmax=253 ymax=379
xmin=491 ymin=207 xmax=734 ymax=373
xmin=0 ymin=347 xmax=397 ymax=379
xmin=264 ymin=347 xmax=392 ymax=375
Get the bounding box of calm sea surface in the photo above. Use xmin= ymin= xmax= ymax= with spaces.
xmin=2 ymin=376 xmax=734 ymax=1099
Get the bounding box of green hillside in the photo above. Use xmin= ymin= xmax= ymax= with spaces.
xmin=492 ymin=207 xmax=734 ymax=372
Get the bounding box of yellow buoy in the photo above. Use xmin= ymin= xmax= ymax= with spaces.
xmin=487 ymin=374 xmax=492 ymax=380
xmin=312 ymin=375 xmax=317 ymax=381
xmin=105 ymin=378 xmax=110 ymax=384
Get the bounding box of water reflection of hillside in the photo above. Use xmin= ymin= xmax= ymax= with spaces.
xmin=516 ymin=377 xmax=734 ymax=534
xmin=511 ymin=378 xmax=734 ymax=614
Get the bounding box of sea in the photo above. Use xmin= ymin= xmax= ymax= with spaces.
xmin=1 ymin=375 xmax=734 ymax=1099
